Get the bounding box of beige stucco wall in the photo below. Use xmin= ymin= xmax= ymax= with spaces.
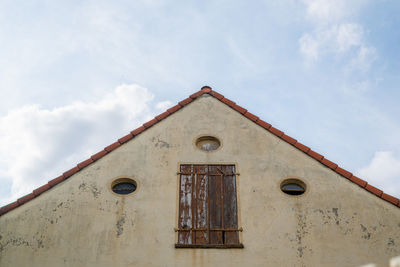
xmin=1 ymin=94 xmax=399 ymax=267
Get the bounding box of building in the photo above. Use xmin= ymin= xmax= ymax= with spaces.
xmin=0 ymin=86 xmax=399 ymax=266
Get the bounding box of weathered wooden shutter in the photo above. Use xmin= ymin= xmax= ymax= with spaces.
xmin=177 ymin=164 xmax=240 ymax=247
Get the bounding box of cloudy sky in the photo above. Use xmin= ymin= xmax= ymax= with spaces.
xmin=0 ymin=0 xmax=399 ymax=205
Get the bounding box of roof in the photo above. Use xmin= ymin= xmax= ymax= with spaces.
xmin=1 ymin=86 xmax=399 ymax=216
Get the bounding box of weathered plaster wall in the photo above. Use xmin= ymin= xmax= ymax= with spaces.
xmin=1 ymin=94 xmax=399 ymax=267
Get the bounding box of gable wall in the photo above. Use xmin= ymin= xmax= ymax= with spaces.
xmin=1 ymin=94 xmax=399 ymax=267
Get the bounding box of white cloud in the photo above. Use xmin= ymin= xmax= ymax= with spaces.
xmin=299 ymin=23 xmax=376 ymax=70
xmin=302 ymin=0 xmax=348 ymax=22
xmin=348 ymin=45 xmax=377 ymax=72
xmin=356 ymin=152 xmax=400 ymax=198
xmin=299 ymin=0 xmax=376 ymax=71
xmin=0 ymin=84 xmax=167 ymax=206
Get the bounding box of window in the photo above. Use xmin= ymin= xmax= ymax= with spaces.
xmin=195 ymin=136 xmax=221 ymax=151
xmin=280 ymin=179 xmax=306 ymax=196
xmin=111 ymin=178 xmax=137 ymax=195
xmin=176 ymin=164 xmax=243 ymax=248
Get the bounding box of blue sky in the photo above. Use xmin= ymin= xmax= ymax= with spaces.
xmin=0 ymin=0 xmax=399 ymax=205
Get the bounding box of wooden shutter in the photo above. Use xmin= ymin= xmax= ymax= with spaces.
xmin=177 ymin=164 xmax=241 ymax=248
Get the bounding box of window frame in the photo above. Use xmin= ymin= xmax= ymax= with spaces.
xmin=175 ymin=163 xmax=243 ymax=249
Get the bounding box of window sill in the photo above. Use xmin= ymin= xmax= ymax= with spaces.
xmin=175 ymin=243 xmax=244 ymax=249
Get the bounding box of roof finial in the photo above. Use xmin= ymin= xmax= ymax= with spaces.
xmin=201 ymin=86 xmax=212 ymax=92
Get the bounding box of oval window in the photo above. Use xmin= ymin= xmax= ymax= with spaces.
xmin=111 ymin=178 xmax=137 ymax=195
xmin=196 ymin=136 xmax=221 ymax=151
xmin=280 ymin=179 xmax=306 ymax=196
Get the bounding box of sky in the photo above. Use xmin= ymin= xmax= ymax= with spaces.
xmin=0 ymin=0 xmax=399 ymax=206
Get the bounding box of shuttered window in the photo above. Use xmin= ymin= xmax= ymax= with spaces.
xmin=176 ymin=164 xmax=243 ymax=248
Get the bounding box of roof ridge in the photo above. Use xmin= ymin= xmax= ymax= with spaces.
xmin=1 ymin=86 xmax=399 ymax=216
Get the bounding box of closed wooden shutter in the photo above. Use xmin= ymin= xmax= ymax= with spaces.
xmin=177 ymin=164 xmax=242 ymax=248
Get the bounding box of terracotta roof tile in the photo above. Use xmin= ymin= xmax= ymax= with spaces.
xmin=0 ymin=202 xmax=19 ymax=215
xmin=308 ymin=150 xmax=324 ymax=161
xmin=167 ymin=104 xmax=182 ymax=114
xmin=48 ymin=175 xmax=65 ymax=187
xmin=155 ymin=111 xmax=169 ymax=121
xmin=143 ymin=118 xmax=158 ymax=129
xmin=33 ymin=184 xmax=51 ymax=196
xmin=244 ymin=112 xmax=259 ymax=122
xmin=91 ymin=150 xmax=107 ymax=161
xmin=221 ymin=97 xmax=236 ymax=108
xmin=349 ymin=175 xmax=367 ymax=188
xmin=131 ymin=126 xmax=146 ymax=135
xmin=17 ymin=193 xmax=35 ymax=205
xmin=268 ymin=127 xmax=284 ymax=137
xmin=201 ymin=86 xmax=212 ymax=92
xmin=210 ymin=91 xmax=224 ymax=100
xmin=294 ymin=142 xmax=310 ymax=153
xmin=321 ymin=158 xmax=338 ymax=170
xmin=1 ymin=85 xmax=398 ymax=216
xmin=381 ymin=193 xmax=399 ymax=206
xmin=104 ymin=142 xmax=121 ymax=152
xmin=281 ymin=134 xmax=297 ymax=145
xmin=190 ymin=90 xmax=205 ymax=99
xmin=118 ymin=133 xmax=134 ymax=144
xmin=77 ymin=158 xmax=94 ymax=170
xmin=257 ymin=119 xmax=271 ymax=130
xmin=178 ymin=97 xmax=193 ymax=107
xmin=365 ymin=184 xmax=383 ymax=197
xmin=63 ymin=166 xmax=80 ymax=178
xmin=232 ymin=104 xmax=247 ymax=114
xmin=336 ymin=167 xmax=352 ymax=179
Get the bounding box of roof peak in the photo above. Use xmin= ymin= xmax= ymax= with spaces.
xmin=0 ymin=87 xmax=399 ymax=216
xmin=201 ymin=85 xmax=212 ymax=92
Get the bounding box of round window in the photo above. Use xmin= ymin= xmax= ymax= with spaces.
xmin=111 ymin=178 xmax=137 ymax=195
xmin=195 ymin=136 xmax=221 ymax=151
xmin=280 ymin=179 xmax=306 ymax=196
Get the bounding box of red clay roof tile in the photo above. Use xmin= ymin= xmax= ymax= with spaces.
xmin=232 ymin=104 xmax=247 ymax=114
xmin=0 ymin=202 xmax=18 ymax=215
xmin=1 ymin=86 xmax=398 ymax=216
xmin=221 ymin=97 xmax=236 ymax=107
xmin=190 ymin=90 xmax=205 ymax=99
xmin=77 ymin=158 xmax=94 ymax=170
xmin=48 ymin=175 xmax=65 ymax=187
xmin=131 ymin=126 xmax=146 ymax=135
xmin=269 ymin=127 xmax=284 ymax=137
xmin=201 ymin=86 xmax=212 ymax=92
xmin=17 ymin=193 xmax=35 ymax=205
xmin=167 ymin=104 xmax=182 ymax=114
xmin=211 ymin=91 xmax=224 ymax=100
xmin=336 ymin=167 xmax=352 ymax=179
xmin=321 ymin=158 xmax=338 ymax=170
xmin=365 ymin=184 xmax=383 ymax=197
xmin=294 ymin=142 xmax=310 ymax=153
xmin=281 ymin=134 xmax=297 ymax=145
xmin=143 ymin=118 xmax=158 ymax=128
xmin=104 ymin=142 xmax=121 ymax=152
xmin=118 ymin=133 xmax=134 ymax=144
xmin=349 ymin=175 xmax=367 ymax=188
xmin=308 ymin=150 xmax=324 ymax=161
xmin=244 ymin=112 xmax=259 ymax=122
xmin=33 ymin=184 xmax=51 ymax=196
xmin=178 ymin=97 xmax=193 ymax=106
xmin=381 ymin=193 xmax=399 ymax=206
xmin=257 ymin=119 xmax=271 ymax=130
xmin=63 ymin=166 xmax=80 ymax=178
xmin=91 ymin=150 xmax=107 ymax=161
xmin=155 ymin=111 xmax=169 ymax=121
